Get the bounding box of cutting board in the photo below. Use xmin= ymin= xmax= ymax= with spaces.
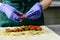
xmin=0 ymin=26 xmax=60 ymax=40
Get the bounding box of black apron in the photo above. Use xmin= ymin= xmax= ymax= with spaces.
xmin=0 ymin=0 xmax=44 ymax=27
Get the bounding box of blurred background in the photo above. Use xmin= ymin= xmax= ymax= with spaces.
xmin=43 ymin=0 xmax=60 ymax=25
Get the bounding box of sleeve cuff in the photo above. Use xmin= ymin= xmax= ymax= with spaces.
xmin=39 ymin=2 xmax=43 ymax=13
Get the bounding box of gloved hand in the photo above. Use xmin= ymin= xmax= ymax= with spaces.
xmin=25 ymin=2 xmax=42 ymax=20
xmin=0 ymin=3 xmax=24 ymax=22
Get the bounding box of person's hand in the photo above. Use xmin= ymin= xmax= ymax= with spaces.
xmin=0 ymin=3 xmax=25 ymax=22
xmin=25 ymin=2 xmax=42 ymax=20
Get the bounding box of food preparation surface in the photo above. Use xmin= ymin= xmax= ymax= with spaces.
xmin=0 ymin=26 xmax=60 ymax=40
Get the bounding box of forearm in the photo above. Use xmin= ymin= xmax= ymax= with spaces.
xmin=40 ymin=0 xmax=52 ymax=10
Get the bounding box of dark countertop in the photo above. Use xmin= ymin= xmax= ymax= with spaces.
xmin=46 ymin=25 xmax=60 ymax=35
